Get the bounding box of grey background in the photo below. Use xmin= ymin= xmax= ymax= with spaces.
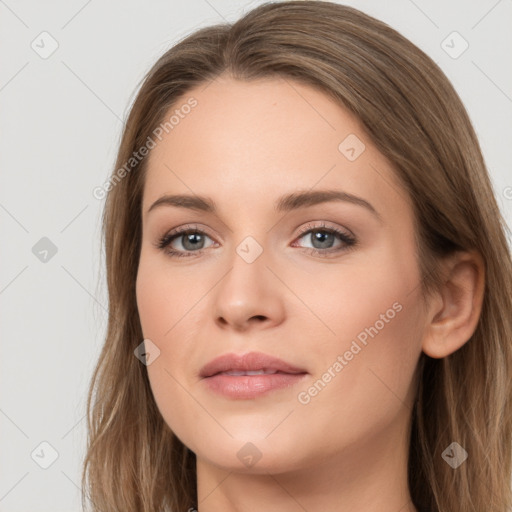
xmin=1 ymin=0 xmax=511 ymax=510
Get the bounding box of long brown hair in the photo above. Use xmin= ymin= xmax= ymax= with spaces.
xmin=82 ymin=2 xmax=512 ymax=510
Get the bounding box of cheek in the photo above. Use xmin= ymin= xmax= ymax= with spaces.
xmin=291 ymin=248 xmax=424 ymax=446
xmin=136 ymin=251 xmax=201 ymax=338
xmin=294 ymin=297 xmax=422 ymax=460
xmin=135 ymin=256 xmax=193 ymax=389
xmin=297 ymin=239 xmax=421 ymax=356
xmin=136 ymin=255 xmax=164 ymax=338
xmin=135 ymin=255 xmax=209 ymax=450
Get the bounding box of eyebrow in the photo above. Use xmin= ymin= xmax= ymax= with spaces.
xmin=146 ymin=189 xmax=382 ymax=222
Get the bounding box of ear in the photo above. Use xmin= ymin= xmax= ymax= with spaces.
xmin=421 ymin=250 xmax=485 ymax=359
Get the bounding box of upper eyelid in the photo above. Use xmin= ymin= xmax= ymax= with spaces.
xmin=163 ymin=221 xmax=349 ymax=240
xmin=296 ymin=221 xmax=352 ymax=237
xmin=165 ymin=223 xmax=217 ymax=241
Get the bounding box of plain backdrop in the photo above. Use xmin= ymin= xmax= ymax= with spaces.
xmin=1 ymin=1 xmax=511 ymax=510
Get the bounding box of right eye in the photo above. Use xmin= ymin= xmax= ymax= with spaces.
xmin=155 ymin=225 xmax=217 ymax=258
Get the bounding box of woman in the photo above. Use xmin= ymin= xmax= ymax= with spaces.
xmin=82 ymin=2 xmax=512 ymax=511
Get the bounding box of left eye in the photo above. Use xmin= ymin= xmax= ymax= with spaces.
xmin=295 ymin=227 xmax=349 ymax=251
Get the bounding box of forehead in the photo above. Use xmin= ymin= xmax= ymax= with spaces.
xmin=142 ymin=75 xmax=410 ymax=222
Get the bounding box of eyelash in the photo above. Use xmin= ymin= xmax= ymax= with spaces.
xmin=154 ymin=222 xmax=357 ymax=259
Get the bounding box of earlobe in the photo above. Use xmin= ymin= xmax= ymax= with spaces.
xmin=421 ymin=250 xmax=485 ymax=359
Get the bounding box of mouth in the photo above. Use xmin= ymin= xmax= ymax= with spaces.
xmin=199 ymin=351 xmax=307 ymax=379
xmin=211 ymin=369 xmax=301 ymax=376
xmin=199 ymin=351 xmax=308 ymax=399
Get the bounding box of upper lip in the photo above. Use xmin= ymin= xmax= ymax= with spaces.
xmin=199 ymin=351 xmax=308 ymax=378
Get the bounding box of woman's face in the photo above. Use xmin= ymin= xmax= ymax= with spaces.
xmin=136 ymin=75 xmax=427 ymax=474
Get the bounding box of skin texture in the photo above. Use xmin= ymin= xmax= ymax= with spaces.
xmin=136 ymin=75 xmax=485 ymax=512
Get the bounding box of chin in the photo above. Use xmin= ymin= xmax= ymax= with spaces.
xmin=193 ymin=435 xmax=309 ymax=475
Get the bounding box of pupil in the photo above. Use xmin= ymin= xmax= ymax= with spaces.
xmin=312 ymin=230 xmax=334 ymax=249
xmin=183 ymin=233 xmax=203 ymax=250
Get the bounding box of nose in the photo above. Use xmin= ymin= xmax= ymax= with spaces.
xmin=212 ymin=244 xmax=286 ymax=332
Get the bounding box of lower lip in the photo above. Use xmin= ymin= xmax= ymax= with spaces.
xmin=202 ymin=372 xmax=308 ymax=399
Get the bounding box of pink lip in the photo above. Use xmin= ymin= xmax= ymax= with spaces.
xmin=203 ymin=373 xmax=308 ymax=399
xmin=199 ymin=351 xmax=308 ymax=399
xmin=199 ymin=351 xmax=307 ymax=378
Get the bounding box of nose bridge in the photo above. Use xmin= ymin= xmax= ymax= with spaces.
xmin=222 ymin=233 xmax=269 ymax=299
xmin=235 ymin=233 xmax=266 ymax=266
xmin=216 ymin=205 xmax=271 ymax=272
